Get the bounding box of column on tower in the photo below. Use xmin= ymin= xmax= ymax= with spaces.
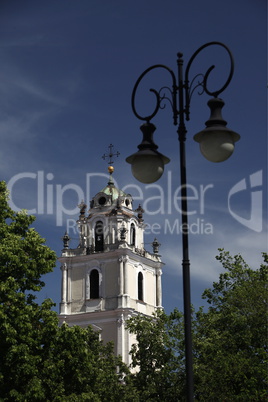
xmin=118 ymin=255 xmax=129 ymax=308
xmin=156 ymin=268 xmax=162 ymax=307
xmin=117 ymin=313 xmax=126 ymax=364
xmin=119 ymin=256 xmax=124 ymax=295
xmin=123 ymin=255 xmax=129 ymax=296
xmin=60 ymin=263 xmax=68 ymax=314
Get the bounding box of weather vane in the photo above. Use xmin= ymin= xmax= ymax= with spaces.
xmin=102 ymin=144 xmax=120 ymax=165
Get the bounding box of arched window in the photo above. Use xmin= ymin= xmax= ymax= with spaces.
xmin=138 ymin=272 xmax=143 ymax=301
xmin=95 ymin=221 xmax=104 ymax=252
xmin=90 ymin=269 xmax=99 ymax=299
xmin=130 ymin=223 xmax=136 ymax=246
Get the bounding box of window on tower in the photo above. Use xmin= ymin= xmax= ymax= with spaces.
xmin=90 ymin=269 xmax=99 ymax=299
xmin=95 ymin=221 xmax=104 ymax=251
xmin=130 ymin=223 xmax=136 ymax=246
xmin=138 ymin=272 xmax=143 ymax=301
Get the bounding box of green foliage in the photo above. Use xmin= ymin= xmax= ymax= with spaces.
xmin=41 ymin=324 xmax=136 ymax=401
xmin=0 ymin=181 xmax=57 ymax=400
xmin=127 ymin=309 xmax=185 ymax=401
xmin=194 ymin=250 xmax=268 ymax=401
xmin=0 ymin=182 xmax=136 ymax=401
xmin=127 ymin=250 xmax=268 ymax=401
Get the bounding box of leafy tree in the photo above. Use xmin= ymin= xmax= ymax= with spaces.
xmin=127 ymin=250 xmax=268 ymax=401
xmin=0 ymin=182 xmax=136 ymax=401
xmin=0 ymin=181 xmax=57 ymax=400
xmin=41 ymin=324 xmax=137 ymax=401
xmin=127 ymin=308 xmax=185 ymax=401
xmin=194 ymin=249 xmax=268 ymax=401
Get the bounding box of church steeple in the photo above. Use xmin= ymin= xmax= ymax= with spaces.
xmin=58 ymin=166 xmax=163 ymax=365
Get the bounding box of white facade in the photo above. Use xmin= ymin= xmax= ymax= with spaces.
xmin=58 ymin=173 xmax=163 ymax=365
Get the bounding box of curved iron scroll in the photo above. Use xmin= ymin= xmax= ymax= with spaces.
xmin=184 ymin=41 xmax=234 ymax=120
xmin=131 ymin=64 xmax=177 ymax=122
xmin=131 ymin=41 xmax=234 ymax=124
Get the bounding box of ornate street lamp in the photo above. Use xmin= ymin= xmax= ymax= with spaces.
xmin=126 ymin=42 xmax=240 ymax=401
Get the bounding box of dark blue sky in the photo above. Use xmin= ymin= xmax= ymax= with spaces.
xmin=0 ymin=0 xmax=266 ymax=313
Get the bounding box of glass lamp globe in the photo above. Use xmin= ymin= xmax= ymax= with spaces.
xmin=194 ymin=128 xmax=240 ymax=162
xmin=128 ymin=150 xmax=169 ymax=183
xmin=194 ymin=98 xmax=240 ymax=162
xmin=126 ymin=122 xmax=170 ymax=183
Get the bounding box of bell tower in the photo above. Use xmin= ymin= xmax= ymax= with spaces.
xmin=58 ymin=166 xmax=163 ymax=365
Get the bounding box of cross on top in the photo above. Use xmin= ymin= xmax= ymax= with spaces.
xmin=102 ymin=144 xmax=120 ymax=165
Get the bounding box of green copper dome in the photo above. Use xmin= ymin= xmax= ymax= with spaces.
xmin=100 ymin=174 xmax=128 ymax=202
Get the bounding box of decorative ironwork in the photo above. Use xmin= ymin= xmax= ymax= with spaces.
xmin=102 ymin=144 xmax=120 ymax=165
xmin=131 ymin=41 xmax=234 ymax=126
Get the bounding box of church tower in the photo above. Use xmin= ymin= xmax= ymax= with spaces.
xmin=58 ymin=166 xmax=163 ymax=365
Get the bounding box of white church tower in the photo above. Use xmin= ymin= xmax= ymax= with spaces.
xmin=58 ymin=165 xmax=163 ymax=365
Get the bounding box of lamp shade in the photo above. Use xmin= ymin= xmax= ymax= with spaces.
xmin=194 ymin=98 xmax=240 ymax=162
xmin=126 ymin=122 xmax=170 ymax=183
xmin=126 ymin=148 xmax=169 ymax=183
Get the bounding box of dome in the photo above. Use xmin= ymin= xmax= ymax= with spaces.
xmin=89 ymin=168 xmax=132 ymax=210
xmin=100 ymin=174 xmax=128 ymax=201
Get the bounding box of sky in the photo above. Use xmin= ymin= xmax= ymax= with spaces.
xmin=0 ymin=0 xmax=267 ymax=314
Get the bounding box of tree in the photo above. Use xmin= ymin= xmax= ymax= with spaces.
xmin=0 ymin=181 xmax=57 ymax=399
xmin=0 ymin=182 xmax=136 ymax=401
xmin=41 ymin=323 xmax=137 ymax=401
xmin=127 ymin=308 xmax=185 ymax=401
xmin=127 ymin=250 xmax=268 ymax=401
xmin=194 ymin=250 xmax=268 ymax=401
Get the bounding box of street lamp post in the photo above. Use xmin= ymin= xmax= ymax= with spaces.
xmin=126 ymin=42 xmax=240 ymax=401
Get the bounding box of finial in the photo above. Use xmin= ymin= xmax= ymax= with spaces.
xmin=62 ymin=231 xmax=70 ymax=249
xmin=78 ymin=200 xmax=87 ymax=217
xmin=102 ymin=144 xmax=120 ymax=165
xmin=135 ymin=204 xmax=144 ymax=222
xmin=152 ymin=238 xmax=161 ymax=255
xmin=107 ymin=165 xmax=114 ymax=185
